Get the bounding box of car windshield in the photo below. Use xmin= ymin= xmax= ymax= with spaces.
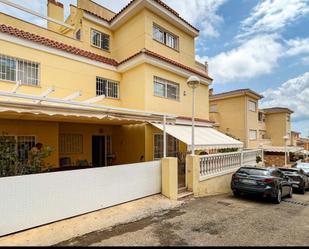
xmin=237 ymin=168 xmax=269 ymax=176
xmin=280 ymin=169 xmax=299 ymax=174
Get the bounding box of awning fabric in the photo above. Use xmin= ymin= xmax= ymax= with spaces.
xmin=263 ymin=146 xmax=303 ymax=153
xmin=151 ymin=123 xmax=243 ymax=150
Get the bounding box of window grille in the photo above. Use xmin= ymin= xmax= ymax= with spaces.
xmin=249 ymin=130 xmax=257 ymax=140
xmin=0 ymin=54 xmax=39 ymax=86
xmin=154 ymin=134 xmax=179 ymax=160
xmin=59 ymin=134 xmax=83 ymax=154
xmin=96 ymin=77 xmax=119 ymax=98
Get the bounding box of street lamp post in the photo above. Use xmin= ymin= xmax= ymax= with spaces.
xmin=187 ymin=76 xmax=200 ymax=156
xmin=283 ymin=135 xmax=289 ymax=167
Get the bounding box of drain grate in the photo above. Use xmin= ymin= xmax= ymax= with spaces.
xmin=282 ymin=200 xmax=309 ymax=207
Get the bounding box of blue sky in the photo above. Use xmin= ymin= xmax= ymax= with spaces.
xmin=0 ymin=0 xmax=308 ymax=137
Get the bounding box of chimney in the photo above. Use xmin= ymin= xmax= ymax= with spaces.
xmin=209 ymin=88 xmax=214 ymax=96
xmin=47 ymin=0 xmax=64 ymax=32
xmin=205 ymin=61 xmax=209 ymax=75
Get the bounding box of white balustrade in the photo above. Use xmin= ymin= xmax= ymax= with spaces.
xmin=199 ymin=149 xmax=263 ymax=180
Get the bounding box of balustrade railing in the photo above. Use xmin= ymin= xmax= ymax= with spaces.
xmin=199 ymin=149 xmax=263 ymax=180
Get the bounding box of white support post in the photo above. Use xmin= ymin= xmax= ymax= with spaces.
xmin=191 ymin=87 xmax=196 ymax=155
xmin=163 ymin=115 xmax=167 ymax=158
xmin=240 ymin=147 xmax=244 ymax=167
xmin=11 ymin=81 xmax=21 ymax=93
xmin=63 ymin=91 xmax=82 ymax=102
xmin=82 ymin=95 xmax=106 ymax=104
xmin=34 ymin=87 xmax=55 ymax=104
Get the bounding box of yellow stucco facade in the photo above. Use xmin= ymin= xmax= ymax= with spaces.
xmin=0 ymin=0 xmax=211 ymax=169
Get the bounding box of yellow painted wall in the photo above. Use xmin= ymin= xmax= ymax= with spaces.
xmin=77 ymin=0 xmax=116 ymax=20
xmin=265 ymin=112 xmax=290 ymax=146
xmin=210 ymin=96 xmax=245 ymax=143
xmin=112 ymin=11 xmax=146 ymax=62
xmin=0 ymin=119 xmax=59 ymax=169
xmin=47 ymin=1 xmax=64 ymax=33
xmin=144 ymin=9 xmax=196 ymax=69
xmin=112 ymin=124 xmax=146 ymax=165
xmin=144 ymin=64 xmax=209 ymax=120
xmin=0 ymin=39 xmax=121 ymax=108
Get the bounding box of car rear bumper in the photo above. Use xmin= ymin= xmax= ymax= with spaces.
xmin=231 ymin=184 xmax=275 ymax=197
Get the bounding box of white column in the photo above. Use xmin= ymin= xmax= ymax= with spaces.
xmin=163 ymin=115 xmax=167 ymax=158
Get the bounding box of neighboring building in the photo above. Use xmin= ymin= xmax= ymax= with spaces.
xmin=291 ymin=131 xmax=301 ymax=147
xmin=261 ymin=107 xmax=294 ymax=147
xmin=209 ymin=89 xmax=264 ymax=149
xmin=297 ymin=138 xmax=309 ymax=151
xmin=0 ymin=0 xmax=242 ymax=185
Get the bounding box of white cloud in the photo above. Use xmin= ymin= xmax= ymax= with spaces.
xmin=166 ymin=0 xmax=227 ymax=38
xmin=261 ymin=72 xmax=309 ymax=122
xmin=285 ymin=38 xmax=309 ymax=57
xmin=205 ymin=35 xmax=283 ymax=83
xmin=239 ymin=0 xmax=309 ymax=39
xmin=302 ymin=56 xmax=309 ymax=65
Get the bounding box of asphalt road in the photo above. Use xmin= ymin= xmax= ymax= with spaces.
xmin=55 ymin=192 xmax=309 ymax=246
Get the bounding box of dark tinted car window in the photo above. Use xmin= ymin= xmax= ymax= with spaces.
xmin=237 ymin=168 xmax=269 ymax=176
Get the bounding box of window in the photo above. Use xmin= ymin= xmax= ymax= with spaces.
xmin=59 ymin=134 xmax=83 ymax=154
xmin=0 ymin=135 xmax=35 ymax=163
xmin=91 ymin=29 xmax=110 ymax=51
xmin=75 ymin=29 xmax=81 ymax=40
xmin=154 ymin=134 xmax=179 ymax=160
xmin=96 ymin=77 xmax=120 ymax=99
xmin=0 ymin=54 xmax=39 ymax=86
xmin=210 ymin=104 xmax=218 ymax=113
xmin=249 ymin=130 xmax=257 ymax=140
xmin=287 ymin=114 xmax=290 ymax=122
xmin=153 ymin=24 xmax=178 ymax=50
xmin=248 ymin=100 xmax=257 ymax=112
xmin=154 ymin=76 xmax=179 ymax=100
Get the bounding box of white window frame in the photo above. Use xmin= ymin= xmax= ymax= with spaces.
xmin=0 ymin=54 xmax=40 ymax=86
xmin=249 ymin=130 xmax=257 ymax=141
xmin=96 ymin=77 xmax=120 ymax=99
xmin=154 ymin=76 xmax=179 ymax=101
xmin=248 ymin=100 xmax=257 ymax=112
xmin=153 ymin=24 xmax=179 ymax=50
xmin=91 ymin=29 xmax=110 ymax=51
xmin=153 ymin=133 xmax=179 ymax=160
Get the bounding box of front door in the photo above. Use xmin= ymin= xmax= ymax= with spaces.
xmin=177 ymin=152 xmax=186 ymax=188
xmin=92 ymin=136 xmax=106 ymax=167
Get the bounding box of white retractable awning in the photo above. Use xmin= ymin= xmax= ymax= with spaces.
xmin=151 ymin=123 xmax=243 ymax=150
xmin=263 ymin=146 xmax=303 ymax=153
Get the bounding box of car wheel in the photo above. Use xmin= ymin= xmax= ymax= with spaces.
xmin=300 ymin=185 xmax=306 ymax=195
xmin=273 ymin=188 xmax=282 ymax=204
xmin=287 ymin=187 xmax=293 ymax=198
xmin=233 ymin=190 xmax=241 ymax=197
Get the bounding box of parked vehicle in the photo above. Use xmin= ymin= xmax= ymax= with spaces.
xmin=279 ymin=168 xmax=309 ymax=194
xmin=231 ymin=167 xmax=293 ymax=204
xmin=295 ymin=163 xmax=309 ymax=174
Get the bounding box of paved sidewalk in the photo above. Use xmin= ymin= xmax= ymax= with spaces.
xmin=0 ymin=195 xmax=182 ymax=246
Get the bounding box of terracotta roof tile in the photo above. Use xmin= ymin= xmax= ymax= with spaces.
xmin=83 ymin=0 xmax=199 ymax=33
xmin=0 ymin=25 xmax=211 ymax=81
xmin=0 ymin=24 xmax=118 ymax=66
xmin=119 ymin=49 xmax=212 ymax=81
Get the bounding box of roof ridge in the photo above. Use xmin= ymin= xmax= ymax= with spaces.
xmin=83 ymin=0 xmax=199 ymax=32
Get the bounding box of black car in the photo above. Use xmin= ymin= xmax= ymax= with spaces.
xmin=279 ymin=167 xmax=309 ymax=194
xmin=231 ymin=167 xmax=293 ymax=204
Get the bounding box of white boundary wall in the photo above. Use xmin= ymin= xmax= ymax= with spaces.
xmin=0 ymin=161 xmax=161 ymax=236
